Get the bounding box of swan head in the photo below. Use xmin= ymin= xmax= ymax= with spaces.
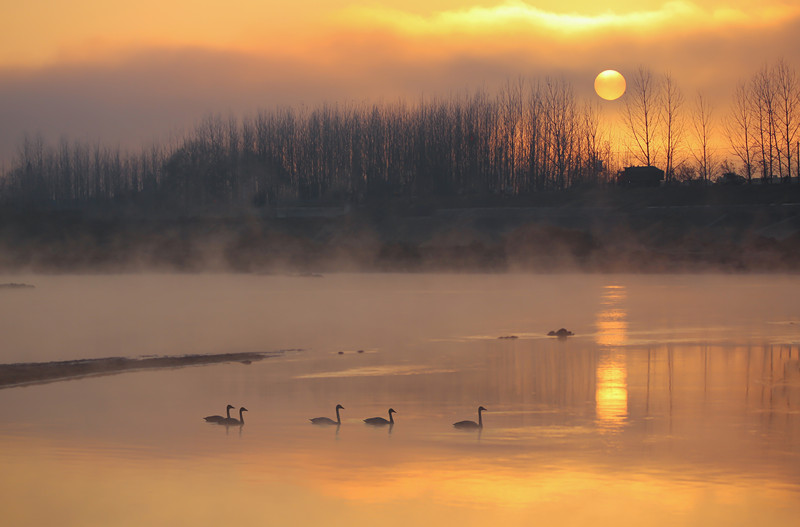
xmin=336 ymin=404 xmax=345 ymax=410
xmin=388 ymin=408 xmax=397 ymax=414
xmin=240 ymin=407 xmax=248 ymax=412
xmin=226 ymin=404 xmax=235 ymax=410
xmin=478 ymin=406 xmax=487 ymax=412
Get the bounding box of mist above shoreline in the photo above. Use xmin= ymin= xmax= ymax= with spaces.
xmin=1 ymin=187 xmax=798 ymax=274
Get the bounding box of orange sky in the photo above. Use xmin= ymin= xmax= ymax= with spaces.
xmin=1 ymin=1 xmax=799 ymax=162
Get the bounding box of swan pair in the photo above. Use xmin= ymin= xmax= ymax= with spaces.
xmin=310 ymin=405 xmax=397 ymax=426
xmin=204 ymin=404 xmax=248 ymax=426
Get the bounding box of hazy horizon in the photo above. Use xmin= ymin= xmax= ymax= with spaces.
xmin=2 ymin=1 xmax=799 ymax=164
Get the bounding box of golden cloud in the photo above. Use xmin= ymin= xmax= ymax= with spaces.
xmin=336 ymin=1 xmax=800 ymax=36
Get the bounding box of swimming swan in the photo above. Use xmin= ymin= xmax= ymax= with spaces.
xmin=364 ymin=408 xmax=396 ymax=426
xmin=204 ymin=404 xmax=234 ymax=423
xmin=219 ymin=407 xmax=248 ymax=426
xmin=453 ymin=406 xmax=486 ymax=429
xmin=310 ymin=404 xmax=344 ymax=425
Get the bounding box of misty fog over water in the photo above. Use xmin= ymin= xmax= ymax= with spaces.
xmin=1 ymin=273 xmax=797 ymax=364
xmin=0 ymin=273 xmax=798 ymax=526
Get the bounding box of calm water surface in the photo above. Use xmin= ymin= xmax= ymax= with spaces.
xmin=0 ymin=273 xmax=798 ymax=526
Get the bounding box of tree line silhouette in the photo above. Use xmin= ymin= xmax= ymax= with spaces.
xmin=1 ymin=61 xmax=798 ymax=211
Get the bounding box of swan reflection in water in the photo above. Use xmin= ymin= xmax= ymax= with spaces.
xmin=203 ymin=404 xmax=234 ymax=423
xmin=310 ymin=404 xmax=344 ymax=426
xmin=453 ymin=406 xmax=486 ymax=430
xmin=218 ymin=407 xmax=248 ymax=426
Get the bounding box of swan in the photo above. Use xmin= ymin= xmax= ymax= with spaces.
xmin=219 ymin=407 xmax=248 ymax=426
xmin=364 ymin=408 xmax=396 ymax=426
xmin=310 ymin=404 xmax=344 ymax=425
xmin=453 ymin=406 xmax=486 ymax=429
xmin=204 ymin=404 xmax=235 ymax=423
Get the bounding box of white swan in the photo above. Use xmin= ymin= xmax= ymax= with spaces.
xmin=310 ymin=404 xmax=344 ymax=425
xmin=364 ymin=408 xmax=396 ymax=426
xmin=204 ymin=404 xmax=234 ymax=423
xmin=453 ymin=406 xmax=486 ymax=429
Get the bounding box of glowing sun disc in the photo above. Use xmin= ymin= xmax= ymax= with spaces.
xmin=595 ymin=70 xmax=626 ymax=101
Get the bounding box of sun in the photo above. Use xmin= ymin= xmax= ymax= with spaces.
xmin=594 ymin=70 xmax=626 ymax=101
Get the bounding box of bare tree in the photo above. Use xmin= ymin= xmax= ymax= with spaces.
xmin=543 ymin=77 xmax=578 ymax=190
xmin=660 ymin=72 xmax=685 ymax=183
xmin=751 ymin=65 xmax=779 ymax=181
xmin=580 ymin=99 xmax=604 ymax=185
xmin=774 ymin=59 xmax=800 ymax=182
xmin=524 ymin=81 xmax=546 ymax=191
xmin=724 ymin=82 xmax=756 ymax=181
xmin=623 ymin=66 xmax=661 ymax=166
xmin=498 ymin=78 xmax=525 ymax=194
xmin=691 ymin=93 xmax=716 ymax=182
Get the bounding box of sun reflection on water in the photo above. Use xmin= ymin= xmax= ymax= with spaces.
xmin=595 ymin=285 xmax=629 ymax=348
xmin=595 ymin=353 xmax=628 ymax=429
xmin=595 ymin=284 xmax=629 ymax=430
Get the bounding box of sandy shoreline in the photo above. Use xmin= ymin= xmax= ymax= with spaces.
xmin=0 ymin=350 xmax=290 ymax=389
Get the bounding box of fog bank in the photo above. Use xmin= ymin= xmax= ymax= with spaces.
xmin=1 ymin=187 xmax=799 ymax=273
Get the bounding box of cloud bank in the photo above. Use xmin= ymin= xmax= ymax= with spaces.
xmin=338 ymin=0 xmax=800 ymax=35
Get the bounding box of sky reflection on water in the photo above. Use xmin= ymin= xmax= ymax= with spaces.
xmin=0 ymin=274 xmax=799 ymax=526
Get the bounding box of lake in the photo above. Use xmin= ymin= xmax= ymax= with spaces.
xmin=0 ymin=273 xmax=798 ymax=526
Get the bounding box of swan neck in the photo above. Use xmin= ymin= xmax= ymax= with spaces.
xmin=478 ymin=408 xmax=483 ymax=427
xmin=389 ymin=411 xmax=394 ymax=424
xmin=335 ymin=406 xmax=341 ymax=424
xmin=226 ymin=407 xmax=232 ymax=419
xmin=239 ymin=409 xmax=245 ymax=424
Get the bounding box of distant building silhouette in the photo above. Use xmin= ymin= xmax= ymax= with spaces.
xmin=716 ymin=172 xmax=746 ymax=185
xmin=617 ymin=166 xmax=664 ymax=187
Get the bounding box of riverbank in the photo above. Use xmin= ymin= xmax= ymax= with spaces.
xmin=0 ymin=351 xmax=288 ymax=389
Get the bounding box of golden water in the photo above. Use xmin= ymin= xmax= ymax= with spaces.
xmin=0 ymin=274 xmax=798 ymax=526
